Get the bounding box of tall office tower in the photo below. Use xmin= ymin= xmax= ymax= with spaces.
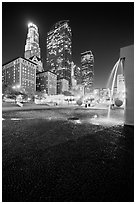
xmin=71 ymin=62 xmax=77 ymax=88
xmin=47 ymin=20 xmax=72 ymax=85
xmin=81 ymin=50 xmax=94 ymax=95
xmin=74 ymin=65 xmax=81 ymax=84
xmin=2 ymin=57 xmax=37 ymax=93
xmin=24 ymin=23 xmax=43 ymax=72
xmin=117 ymin=74 xmax=125 ymax=94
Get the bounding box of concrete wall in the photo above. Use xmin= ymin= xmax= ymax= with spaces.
xmin=120 ymin=45 xmax=134 ymax=126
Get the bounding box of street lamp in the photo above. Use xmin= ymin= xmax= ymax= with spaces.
xmin=12 ymin=85 xmax=20 ymax=89
xmin=16 ymin=85 xmax=20 ymax=89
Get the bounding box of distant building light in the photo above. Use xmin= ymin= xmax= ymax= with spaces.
xmin=28 ymin=22 xmax=37 ymax=29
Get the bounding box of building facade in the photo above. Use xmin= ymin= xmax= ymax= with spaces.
xmin=24 ymin=23 xmax=43 ymax=72
xmin=71 ymin=62 xmax=76 ymax=88
xmin=94 ymin=88 xmax=100 ymax=97
xmin=57 ymin=78 xmax=69 ymax=94
xmin=74 ymin=65 xmax=81 ymax=85
xmin=71 ymin=62 xmax=80 ymax=88
xmin=99 ymin=88 xmax=109 ymax=98
xmin=2 ymin=57 xmax=37 ymax=93
xmin=81 ymin=50 xmax=94 ymax=94
xmin=29 ymin=56 xmax=43 ymax=72
xmin=36 ymin=71 xmax=57 ymax=95
xmin=46 ymin=20 xmax=72 ymax=86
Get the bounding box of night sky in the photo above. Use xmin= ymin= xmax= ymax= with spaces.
xmin=2 ymin=2 xmax=134 ymax=88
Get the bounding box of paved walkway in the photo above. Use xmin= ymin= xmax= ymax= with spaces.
xmin=2 ymin=103 xmax=75 ymax=112
xmin=2 ymin=103 xmax=108 ymax=112
xmin=2 ymin=112 xmax=134 ymax=202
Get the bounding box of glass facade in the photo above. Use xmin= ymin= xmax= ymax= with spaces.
xmin=81 ymin=51 xmax=94 ymax=94
xmin=47 ymin=20 xmax=72 ymax=86
xmin=74 ymin=65 xmax=81 ymax=85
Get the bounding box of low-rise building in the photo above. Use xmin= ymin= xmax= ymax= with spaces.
xmin=57 ymin=78 xmax=69 ymax=94
xmin=36 ymin=71 xmax=57 ymax=95
xmin=2 ymin=57 xmax=37 ymax=93
xmin=29 ymin=56 xmax=43 ymax=73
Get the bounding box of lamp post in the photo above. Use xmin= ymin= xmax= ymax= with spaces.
xmin=12 ymin=84 xmax=20 ymax=90
xmin=12 ymin=85 xmax=21 ymax=103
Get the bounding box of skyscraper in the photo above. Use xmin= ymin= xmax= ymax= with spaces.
xmin=74 ymin=65 xmax=81 ymax=85
xmin=71 ymin=62 xmax=76 ymax=88
xmin=46 ymin=20 xmax=72 ymax=86
xmin=81 ymin=50 xmax=94 ymax=94
xmin=71 ymin=62 xmax=79 ymax=88
xmin=24 ymin=23 xmax=43 ymax=72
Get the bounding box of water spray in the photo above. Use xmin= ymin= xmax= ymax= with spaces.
xmin=107 ymin=58 xmax=121 ymax=118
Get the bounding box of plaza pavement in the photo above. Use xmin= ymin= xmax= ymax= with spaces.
xmin=2 ymin=105 xmax=133 ymax=202
xmin=2 ymin=102 xmax=108 ymax=112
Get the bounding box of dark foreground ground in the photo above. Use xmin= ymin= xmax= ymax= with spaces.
xmin=2 ymin=108 xmax=134 ymax=202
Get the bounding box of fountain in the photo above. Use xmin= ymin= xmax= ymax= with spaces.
xmin=73 ymin=45 xmax=133 ymax=126
xmin=85 ymin=58 xmax=125 ymax=127
xmin=107 ymin=58 xmax=121 ymax=118
xmin=106 ymin=45 xmax=134 ymax=126
xmin=106 ymin=59 xmax=120 ymax=89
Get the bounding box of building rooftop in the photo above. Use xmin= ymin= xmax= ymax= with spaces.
xmin=2 ymin=57 xmax=38 ymax=66
xmin=48 ymin=20 xmax=70 ymax=35
xmin=81 ymin=50 xmax=93 ymax=55
xmin=36 ymin=70 xmax=57 ymax=76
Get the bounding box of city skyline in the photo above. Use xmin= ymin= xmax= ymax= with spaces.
xmin=2 ymin=2 xmax=134 ymax=88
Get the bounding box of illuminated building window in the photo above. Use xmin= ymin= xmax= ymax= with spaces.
xmin=47 ymin=20 xmax=72 ymax=85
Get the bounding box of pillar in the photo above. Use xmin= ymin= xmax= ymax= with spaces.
xmin=120 ymin=45 xmax=134 ymax=126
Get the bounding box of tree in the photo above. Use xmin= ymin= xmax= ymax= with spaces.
xmin=35 ymin=90 xmax=47 ymax=100
xmin=26 ymin=91 xmax=36 ymax=103
xmin=2 ymin=83 xmax=8 ymax=94
xmin=3 ymin=85 xmax=27 ymax=102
